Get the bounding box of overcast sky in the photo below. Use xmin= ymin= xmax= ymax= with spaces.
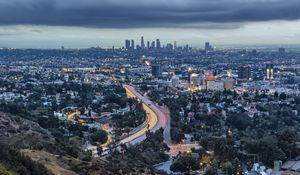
xmin=0 ymin=0 xmax=300 ymax=48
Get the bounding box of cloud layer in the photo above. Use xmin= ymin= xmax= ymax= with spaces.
xmin=0 ymin=0 xmax=300 ymax=28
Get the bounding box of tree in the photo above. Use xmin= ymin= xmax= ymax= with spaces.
xmin=81 ymin=150 xmax=92 ymax=161
xmin=90 ymin=130 xmax=108 ymax=144
xmin=204 ymin=166 xmax=214 ymax=175
xmin=295 ymin=96 xmax=300 ymax=104
xmin=243 ymin=92 xmax=249 ymax=98
xmin=232 ymin=158 xmax=240 ymax=174
xmin=274 ymin=91 xmax=279 ymax=99
xmin=0 ymin=166 xmax=14 ymax=175
xmin=170 ymin=155 xmax=199 ymax=172
xmin=211 ymin=159 xmax=218 ymax=174
xmin=279 ymin=93 xmax=287 ymax=101
xmin=222 ymin=162 xmax=234 ymax=175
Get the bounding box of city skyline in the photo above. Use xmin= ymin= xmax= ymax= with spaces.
xmin=1 ymin=0 xmax=300 ymax=48
xmin=1 ymin=1 xmax=300 ymax=175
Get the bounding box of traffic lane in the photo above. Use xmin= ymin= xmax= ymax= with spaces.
xmin=119 ymin=102 xmax=158 ymax=144
xmin=121 ymin=85 xmax=167 ymax=144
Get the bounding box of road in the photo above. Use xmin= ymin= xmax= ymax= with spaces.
xmin=119 ymin=84 xmax=168 ymax=145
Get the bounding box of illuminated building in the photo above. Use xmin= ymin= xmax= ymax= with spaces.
xmin=227 ymin=70 xmax=232 ymax=77
xmin=224 ymin=79 xmax=235 ymax=90
xmin=187 ymin=67 xmax=193 ymax=83
xmin=171 ymin=75 xmax=180 ymax=87
xmin=207 ymin=80 xmax=224 ymax=91
xmin=190 ymin=73 xmax=201 ymax=86
xmin=266 ymin=64 xmax=274 ymax=80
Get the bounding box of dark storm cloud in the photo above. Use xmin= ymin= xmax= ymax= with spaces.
xmin=0 ymin=0 xmax=300 ymax=28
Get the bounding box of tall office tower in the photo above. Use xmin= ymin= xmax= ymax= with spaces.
xmin=266 ymin=64 xmax=274 ymax=80
xmin=187 ymin=67 xmax=193 ymax=83
xmin=125 ymin=40 xmax=131 ymax=50
xmin=174 ymin=41 xmax=177 ymax=49
xmin=151 ymin=41 xmax=155 ymax=48
xmin=278 ymin=48 xmax=285 ymax=54
xmin=252 ymin=49 xmax=257 ymax=56
xmin=166 ymin=43 xmax=173 ymax=50
xmin=141 ymin=36 xmax=145 ymax=49
xmin=185 ymin=44 xmax=189 ymax=51
xmin=156 ymin=39 xmax=161 ymax=49
xmin=205 ymin=42 xmax=212 ymax=51
xmin=151 ymin=64 xmax=162 ymax=78
xmin=131 ymin=40 xmax=135 ymax=50
xmin=147 ymin=41 xmax=150 ymax=49
xmin=238 ymin=66 xmax=251 ymax=80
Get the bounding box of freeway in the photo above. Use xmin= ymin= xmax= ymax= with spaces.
xmin=119 ymin=84 xmax=168 ymax=145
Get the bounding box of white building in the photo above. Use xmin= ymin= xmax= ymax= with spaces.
xmin=207 ymin=80 xmax=224 ymax=91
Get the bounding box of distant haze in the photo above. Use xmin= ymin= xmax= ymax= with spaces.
xmin=0 ymin=0 xmax=300 ymax=48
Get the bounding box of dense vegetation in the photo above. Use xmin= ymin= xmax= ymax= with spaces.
xmin=148 ymin=87 xmax=300 ymax=172
xmin=112 ymin=99 xmax=146 ymax=137
xmin=0 ymin=145 xmax=52 ymax=175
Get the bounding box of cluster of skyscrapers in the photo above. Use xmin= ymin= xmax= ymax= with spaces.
xmin=125 ymin=36 xmax=214 ymax=52
xmin=238 ymin=64 xmax=274 ymax=81
xmin=124 ymin=36 xmax=184 ymax=51
xmin=125 ymin=36 xmax=163 ymax=50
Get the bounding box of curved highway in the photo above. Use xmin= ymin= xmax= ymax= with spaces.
xmin=119 ymin=84 xmax=168 ymax=145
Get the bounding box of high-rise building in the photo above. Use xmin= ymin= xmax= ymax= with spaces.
xmin=205 ymin=42 xmax=213 ymax=51
xmin=151 ymin=41 xmax=155 ymax=48
xmin=279 ymin=48 xmax=285 ymax=54
xmin=185 ymin=44 xmax=189 ymax=51
xmin=266 ymin=64 xmax=274 ymax=80
xmin=131 ymin=40 xmax=135 ymax=50
xmin=156 ymin=39 xmax=161 ymax=49
xmin=166 ymin=43 xmax=173 ymax=50
xmin=125 ymin=40 xmax=131 ymax=50
xmin=187 ymin=67 xmax=193 ymax=83
xmin=190 ymin=73 xmax=201 ymax=86
xmin=252 ymin=49 xmax=257 ymax=56
xmin=151 ymin=64 xmax=162 ymax=78
xmin=238 ymin=66 xmax=251 ymax=80
xmin=147 ymin=41 xmax=150 ymax=49
xmin=141 ymin=36 xmax=145 ymax=49
xmin=174 ymin=41 xmax=177 ymax=49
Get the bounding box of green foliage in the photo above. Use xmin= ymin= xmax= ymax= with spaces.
xmin=279 ymin=92 xmax=287 ymax=100
xmin=170 ymin=155 xmax=199 ymax=172
xmin=222 ymin=162 xmax=233 ymax=175
xmin=170 ymin=127 xmax=185 ymax=143
xmin=0 ymin=145 xmax=52 ymax=175
xmin=90 ymin=130 xmax=108 ymax=144
xmin=226 ymin=113 xmax=252 ymax=130
xmin=120 ymin=129 xmax=169 ymax=166
xmin=81 ymin=150 xmax=93 ymax=161
xmin=0 ymin=166 xmax=15 ymax=175
xmin=112 ymin=100 xmax=146 ymax=135
xmin=37 ymin=116 xmax=60 ymax=129
xmin=104 ymin=94 xmax=127 ymax=108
